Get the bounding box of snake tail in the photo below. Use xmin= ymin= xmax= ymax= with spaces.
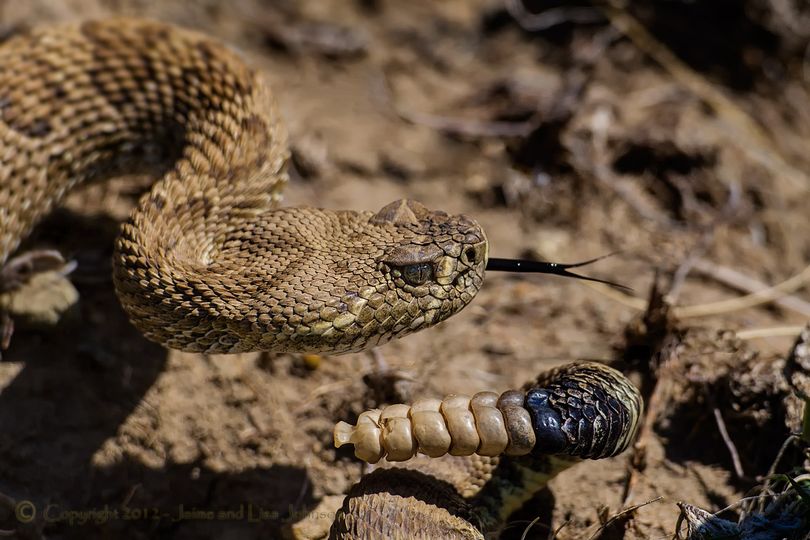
xmin=330 ymin=362 xmax=643 ymax=539
xmin=334 ymin=362 xmax=642 ymax=463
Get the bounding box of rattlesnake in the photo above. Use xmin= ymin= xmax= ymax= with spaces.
xmin=0 ymin=18 xmax=643 ymax=537
xmin=0 ymin=18 xmax=488 ymax=354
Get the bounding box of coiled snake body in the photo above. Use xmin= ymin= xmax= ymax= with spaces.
xmin=0 ymin=18 xmax=487 ymax=354
xmin=0 ymin=19 xmax=643 ymax=538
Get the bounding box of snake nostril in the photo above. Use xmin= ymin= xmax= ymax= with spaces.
xmin=463 ymin=247 xmax=476 ymax=264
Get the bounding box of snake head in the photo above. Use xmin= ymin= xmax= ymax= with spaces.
xmin=276 ymin=199 xmax=487 ymax=354
xmin=216 ymin=199 xmax=488 ymax=354
xmin=355 ymin=199 xmax=488 ymax=347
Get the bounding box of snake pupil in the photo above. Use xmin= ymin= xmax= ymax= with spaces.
xmin=401 ymin=263 xmax=433 ymax=286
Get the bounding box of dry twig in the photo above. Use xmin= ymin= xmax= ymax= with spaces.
xmin=504 ymin=0 xmax=603 ymax=31
xmin=711 ymin=406 xmax=746 ymax=480
xmin=736 ymin=326 xmax=806 ymax=341
xmin=588 ymin=497 xmax=663 ymax=540
xmin=585 ymin=261 xmax=810 ymax=320
xmin=675 ymin=262 xmax=810 ymax=318
xmin=690 ymin=259 xmax=810 ymax=318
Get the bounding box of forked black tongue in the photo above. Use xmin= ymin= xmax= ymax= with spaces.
xmin=485 ymin=253 xmax=631 ymax=292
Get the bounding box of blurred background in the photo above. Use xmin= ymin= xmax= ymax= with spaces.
xmin=1 ymin=1 xmax=809 ymax=538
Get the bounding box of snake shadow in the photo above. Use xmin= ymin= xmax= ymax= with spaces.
xmin=0 ymin=209 xmax=315 ymax=539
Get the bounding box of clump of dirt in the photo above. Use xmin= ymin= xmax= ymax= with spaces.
xmin=657 ymin=329 xmax=802 ymax=474
xmin=1 ymin=1 xmax=809 ymax=539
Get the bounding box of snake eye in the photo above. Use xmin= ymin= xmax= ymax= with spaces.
xmin=401 ymin=263 xmax=433 ymax=286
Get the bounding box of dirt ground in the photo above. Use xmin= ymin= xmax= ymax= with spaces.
xmin=1 ymin=0 xmax=809 ymax=538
